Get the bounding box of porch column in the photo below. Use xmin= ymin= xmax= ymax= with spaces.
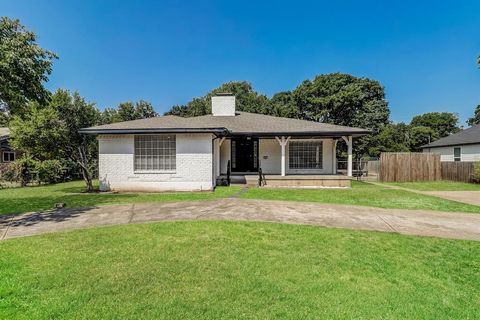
xmin=275 ymin=136 xmax=290 ymax=176
xmin=332 ymin=139 xmax=338 ymax=174
xmin=216 ymin=137 xmax=225 ymax=177
xmin=342 ymin=136 xmax=353 ymax=177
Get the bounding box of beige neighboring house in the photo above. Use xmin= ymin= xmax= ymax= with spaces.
xmin=80 ymin=94 xmax=370 ymax=192
xmin=0 ymin=128 xmax=18 ymax=164
xmin=422 ymin=124 xmax=480 ymax=162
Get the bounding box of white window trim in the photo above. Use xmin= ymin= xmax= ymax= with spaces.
xmin=2 ymin=151 xmax=15 ymax=163
xmin=453 ymin=147 xmax=462 ymax=162
xmin=288 ymin=139 xmax=324 ymax=170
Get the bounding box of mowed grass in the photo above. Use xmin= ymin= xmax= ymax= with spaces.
xmin=0 ymin=180 xmax=240 ymax=215
xmin=2 ymin=180 xmax=480 ymax=215
xmin=386 ymin=180 xmax=480 ymax=191
xmin=241 ymin=181 xmax=480 ymax=213
xmin=0 ymin=221 xmax=479 ymax=319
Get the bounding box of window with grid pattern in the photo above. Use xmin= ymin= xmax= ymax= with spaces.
xmin=134 ymin=135 xmax=176 ymax=171
xmin=2 ymin=151 xmax=15 ymax=162
xmin=289 ymin=141 xmax=323 ymax=169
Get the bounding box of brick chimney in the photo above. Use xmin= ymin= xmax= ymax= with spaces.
xmin=211 ymin=93 xmax=235 ymax=116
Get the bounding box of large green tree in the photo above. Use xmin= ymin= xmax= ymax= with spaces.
xmin=410 ymin=112 xmax=460 ymax=138
xmin=0 ymin=112 xmax=8 ymax=126
xmin=269 ymin=91 xmax=296 ymax=118
xmin=467 ymin=105 xmax=480 ymax=126
xmin=408 ymin=125 xmax=437 ymax=151
xmin=0 ymin=17 xmax=57 ymax=115
xmin=369 ymin=123 xmax=410 ymax=156
xmin=292 ymin=73 xmax=390 ymax=157
xmin=10 ymin=89 xmax=101 ymax=191
xmin=165 ymin=81 xmax=270 ymax=116
xmin=101 ymin=100 xmax=158 ymax=123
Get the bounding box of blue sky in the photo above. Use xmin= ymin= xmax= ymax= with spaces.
xmin=2 ymin=0 xmax=479 ymax=124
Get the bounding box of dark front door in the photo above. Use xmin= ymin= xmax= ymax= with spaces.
xmin=231 ymin=137 xmax=258 ymax=172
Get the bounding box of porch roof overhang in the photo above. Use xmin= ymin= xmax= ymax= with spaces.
xmin=226 ymin=131 xmax=369 ymax=138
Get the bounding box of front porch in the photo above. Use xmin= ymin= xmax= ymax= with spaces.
xmin=213 ymin=134 xmax=355 ymax=188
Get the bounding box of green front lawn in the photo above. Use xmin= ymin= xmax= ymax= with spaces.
xmin=0 ymin=181 xmax=240 ymax=215
xmin=241 ymin=181 xmax=480 ymax=213
xmin=1 ymin=221 xmax=478 ymax=319
xmin=385 ymin=180 xmax=480 ymax=191
xmin=2 ymin=180 xmax=480 ymax=215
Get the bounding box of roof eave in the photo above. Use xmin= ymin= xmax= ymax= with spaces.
xmin=79 ymin=128 xmax=229 ymax=135
xmin=421 ymin=141 xmax=480 ymax=149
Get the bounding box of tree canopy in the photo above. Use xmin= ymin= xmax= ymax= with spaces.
xmin=368 ymin=123 xmax=410 ymax=156
xmin=467 ymin=105 xmax=480 ymax=126
xmin=0 ymin=17 xmax=57 ymax=115
xmin=291 ymin=73 xmax=390 ymax=157
xmin=101 ymin=100 xmax=158 ymax=123
xmin=291 ymin=73 xmax=389 ymax=129
xmin=10 ymin=89 xmax=101 ymax=191
xmin=166 ymin=81 xmax=270 ymax=117
xmin=410 ymin=112 xmax=460 ymax=138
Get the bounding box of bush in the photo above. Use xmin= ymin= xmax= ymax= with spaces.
xmin=37 ymin=160 xmax=65 ymax=184
xmin=0 ymin=163 xmax=16 ymax=182
xmin=60 ymin=159 xmax=83 ymax=181
xmin=473 ymin=162 xmax=480 ymax=183
xmin=0 ymin=157 xmax=93 ymax=187
xmin=0 ymin=157 xmax=67 ymax=186
xmin=9 ymin=155 xmax=38 ymax=186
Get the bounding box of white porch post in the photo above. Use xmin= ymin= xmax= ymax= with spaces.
xmin=342 ymin=136 xmax=353 ymax=177
xmin=216 ymin=137 xmax=225 ymax=177
xmin=332 ymin=139 xmax=338 ymax=174
xmin=275 ymin=136 xmax=291 ymax=176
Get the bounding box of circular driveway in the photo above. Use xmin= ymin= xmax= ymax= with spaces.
xmin=1 ymin=198 xmax=480 ymax=241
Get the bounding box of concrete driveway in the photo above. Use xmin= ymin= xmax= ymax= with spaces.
xmin=1 ymin=199 xmax=480 ymax=241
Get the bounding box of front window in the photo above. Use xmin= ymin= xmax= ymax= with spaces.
xmin=134 ymin=135 xmax=176 ymax=171
xmin=2 ymin=151 xmax=15 ymax=163
xmin=289 ymin=141 xmax=323 ymax=169
xmin=454 ymin=147 xmax=461 ymax=162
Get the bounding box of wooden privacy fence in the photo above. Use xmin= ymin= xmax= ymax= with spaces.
xmin=441 ymin=162 xmax=475 ymax=183
xmin=380 ymin=153 xmax=441 ymax=182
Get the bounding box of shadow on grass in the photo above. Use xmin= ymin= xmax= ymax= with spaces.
xmin=1 ymin=206 xmax=96 ymax=230
xmin=0 ymin=194 xmax=140 ymax=216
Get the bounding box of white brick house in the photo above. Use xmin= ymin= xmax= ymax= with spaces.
xmin=81 ymin=94 xmax=369 ymax=192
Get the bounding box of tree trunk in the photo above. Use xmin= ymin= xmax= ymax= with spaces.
xmin=77 ymin=146 xmax=94 ymax=192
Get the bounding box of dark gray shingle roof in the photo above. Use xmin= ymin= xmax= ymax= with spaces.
xmin=80 ymin=112 xmax=370 ymax=136
xmin=422 ymin=124 xmax=480 ymax=148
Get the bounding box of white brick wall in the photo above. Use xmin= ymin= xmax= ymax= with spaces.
xmin=98 ymin=133 xmax=214 ymax=192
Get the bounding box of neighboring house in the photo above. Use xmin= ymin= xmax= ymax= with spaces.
xmin=0 ymin=128 xmax=18 ymax=164
xmin=422 ymin=124 xmax=480 ymax=162
xmin=80 ymin=94 xmax=369 ymax=192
